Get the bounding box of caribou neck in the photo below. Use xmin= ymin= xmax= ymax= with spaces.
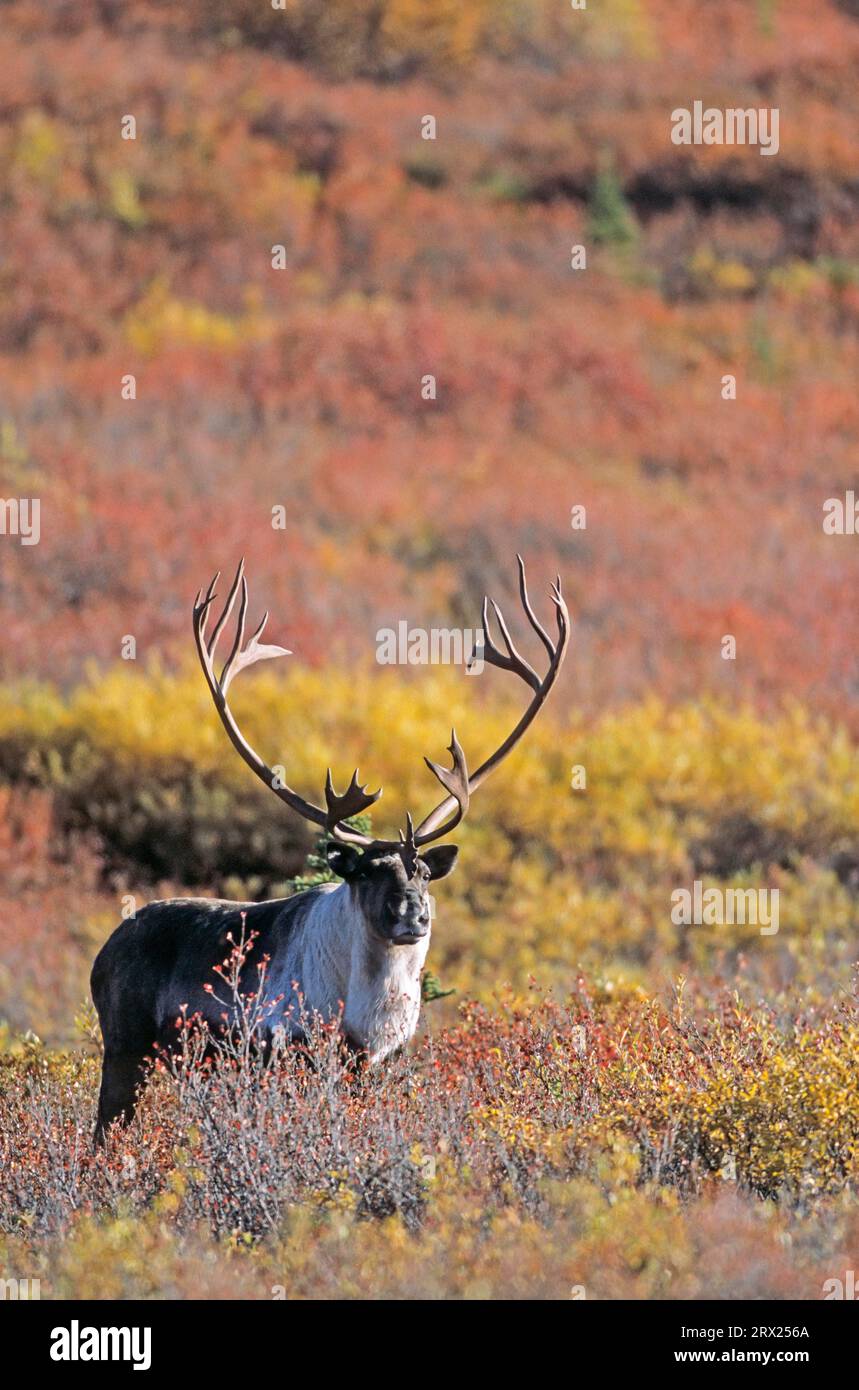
xmin=286 ymin=882 xmax=429 ymax=1063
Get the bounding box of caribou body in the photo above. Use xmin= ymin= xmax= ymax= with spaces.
xmin=91 ymin=557 xmax=569 ymax=1142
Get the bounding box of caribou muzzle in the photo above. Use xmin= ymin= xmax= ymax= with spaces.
xmin=384 ymin=894 xmax=431 ymax=945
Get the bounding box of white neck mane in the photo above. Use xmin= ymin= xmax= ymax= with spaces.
xmin=271 ymin=882 xmax=430 ymax=1063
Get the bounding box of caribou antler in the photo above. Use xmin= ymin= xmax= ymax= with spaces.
xmin=193 ymin=560 xmax=379 ymax=846
xmin=412 ymin=555 xmax=570 ymax=844
xmin=193 ymin=555 xmax=569 ymax=855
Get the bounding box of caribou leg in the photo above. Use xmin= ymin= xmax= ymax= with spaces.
xmin=93 ymin=1053 xmax=146 ymax=1146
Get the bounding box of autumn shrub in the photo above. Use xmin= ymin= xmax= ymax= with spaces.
xmin=183 ymin=0 xmax=576 ymax=79
xmin=1 ymin=977 xmax=858 ymax=1297
xmin=155 ymin=926 xmax=430 ymax=1236
xmin=586 ymin=982 xmax=859 ymax=1201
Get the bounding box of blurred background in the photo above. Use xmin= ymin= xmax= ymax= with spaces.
xmin=2 ymin=0 xmax=859 ymax=1042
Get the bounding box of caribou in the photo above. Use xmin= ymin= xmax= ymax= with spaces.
xmin=90 ymin=557 xmax=569 ymax=1142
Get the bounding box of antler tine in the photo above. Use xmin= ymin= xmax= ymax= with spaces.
xmin=416 ymin=729 xmax=469 ymax=844
xmin=517 ymin=553 xmax=556 ymax=661
xmin=193 ymin=580 xmax=220 ymax=692
xmin=208 ymin=561 xmax=243 ymax=658
xmin=194 ymin=571 xmax=220 ymax=648
xmin=549 ymin=575 xmax=570 ymax=646
xmin=478 ymin=595 xmax=507 ymax=666
xmin=220 ymin=572 xmax=249 ymax=692
xmin=486 ymin=596 xmax=540 ymax=692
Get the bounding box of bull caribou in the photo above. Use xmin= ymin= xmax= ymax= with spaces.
xmin=91 ymin=557 xmax=569 ymax=1141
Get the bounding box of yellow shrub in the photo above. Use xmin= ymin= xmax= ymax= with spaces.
xmin=645 ymin=1027 xmax=859 ymax=1198
xmin=124 ymin=279 xmax=276 ymax=355
xmin=2 ymin=668 xmax=859 ymax=993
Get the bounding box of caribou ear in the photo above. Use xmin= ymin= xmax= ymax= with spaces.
xmin=422 ymin=845 xmax=459 ymax=880
xmin=326 ymin=843 xmax=364 ymax=880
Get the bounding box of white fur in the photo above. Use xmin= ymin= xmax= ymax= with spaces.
xmin=268 ymin=883 xmax=430 ymax=1063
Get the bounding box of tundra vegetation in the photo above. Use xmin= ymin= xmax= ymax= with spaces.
xmin=2 ymin=0 xmax=859 ymax=1297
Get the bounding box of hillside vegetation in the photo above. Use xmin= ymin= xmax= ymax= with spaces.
xmin=2 ymin=0 xmax=859 ymax=1298
xmin=2 ymin=0 xmax=859 ymax=712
